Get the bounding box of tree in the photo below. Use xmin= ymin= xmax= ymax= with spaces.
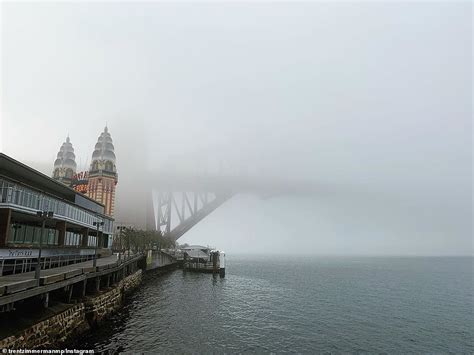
xmin=119 ymin=228 xmax=176 ymax=253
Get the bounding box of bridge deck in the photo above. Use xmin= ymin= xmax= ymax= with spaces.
xmin=0 ymin=255 xmax=141 ymax=306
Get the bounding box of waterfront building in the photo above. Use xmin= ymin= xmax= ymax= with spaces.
xmin=181 ymin=245 xmax=226 ymax=276
xmin=86 ymin=126 xmax=118 ymax=217
xmin=0 ymin=153 xmax=114 ymax=274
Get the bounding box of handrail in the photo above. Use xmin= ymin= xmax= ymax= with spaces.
xmin=0 ymin=253 xmax=96 ymax=276
xmin=0 ymin=180 xmax=113 ymax=233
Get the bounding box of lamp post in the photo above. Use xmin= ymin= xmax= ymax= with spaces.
xmin=116 ymin=225 xmax=127 ymax=261
xmin=127 ymin=227 xmax=133 ymax=257
xmin=93 ymin=218 xmax=104 ymax=268
xmin=116 ymin=226 xmax=126 ymax=250
xmin=35 ymin=211 xmax=54 ymax=282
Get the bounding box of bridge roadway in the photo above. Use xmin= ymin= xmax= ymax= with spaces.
xmin=147 ymin=173 xmax=325 ymax=240
xmin=0 ymin=254 xmax=144 ymax=308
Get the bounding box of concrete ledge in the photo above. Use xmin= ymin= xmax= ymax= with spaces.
xmin=1 ymin=279 xmax=37 ymax=294
xmin=107 ymin=261 xmax=119 ymax=268
xmin=0 ymin=254 xmax=144 ymax=306
xmin=81 ymin=267 xmax=96 ymax=273
xmin=64 ymin=269 xmax=82 ymax=279
xmin=40 ymin=273 xmax=65 ymax=286
xmin=0 ymin=275 xmax=87 ymax=307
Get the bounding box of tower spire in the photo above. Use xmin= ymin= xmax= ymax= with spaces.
xmin=87 ymin=126 xmax=118 ymax=217
xmin=52 ymin=135 xmax=77 ymax=185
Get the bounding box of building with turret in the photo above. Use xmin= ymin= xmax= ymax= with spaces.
xmin=86 ymin=127 xmax=118 ymax=217
xmin=52 ymin=136 xmax=77 ymax=186
xmin=51 ymin=127 xmax=118 ymax=218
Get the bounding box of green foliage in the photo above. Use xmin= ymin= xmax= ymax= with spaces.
xmin=113 ymin=228 xmax=175 ymax=252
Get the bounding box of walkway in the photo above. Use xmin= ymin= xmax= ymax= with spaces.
xmin=0 ymin=254 xmax=142 ymax=307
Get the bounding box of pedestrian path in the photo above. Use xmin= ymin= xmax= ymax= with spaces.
xmin=0 ymin=255 xmax=124 ymax=296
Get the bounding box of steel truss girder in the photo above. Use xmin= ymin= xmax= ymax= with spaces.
xmin=152 ymin=190 xmax=232 ymax=241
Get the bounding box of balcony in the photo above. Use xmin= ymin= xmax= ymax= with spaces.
xmin=0 ymin=177 xmax=113 ymax=234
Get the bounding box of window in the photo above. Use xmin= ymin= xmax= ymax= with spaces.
xmin=88 ymin=236 xmax=97 ymax=247
xmin=65 ymin=231 xmax=81 ymax=246
xmin=7 ymin=225 xmax=14 ymax=243
xmin=33 ymin=227 xmax=40 ymax=245
xmin=47 ymin=229 xmax=54 ymax=245
xmin=24 ymin=225 xmax=34 ymax=243
xmin=13 ymin=224 xmax=25 ymax=243
xmin=105 ymin=161 xmax=113 ymax=171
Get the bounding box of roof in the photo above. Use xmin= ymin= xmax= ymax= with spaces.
xmin=54 ymin=136 xmax=77 ymax=170
xmin=0 ymin=153 xmax=103 ymax=208
xmin=92 ymin=126 xmax=116 ymax=164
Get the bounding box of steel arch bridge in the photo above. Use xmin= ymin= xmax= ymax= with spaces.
xmin=145 ymin=173 xmax=321 ymax=241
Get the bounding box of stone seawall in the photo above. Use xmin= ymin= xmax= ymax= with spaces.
xmin=0 ymin=304 xmax=88 ymax=350
xmin=0 ymin=269 xmax=143 ymax=350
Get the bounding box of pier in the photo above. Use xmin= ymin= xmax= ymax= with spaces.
xmin=0 ymin=254 xmax=144 ymax=311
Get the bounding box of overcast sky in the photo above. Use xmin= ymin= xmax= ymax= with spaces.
xmin=1 ymin=1 xmax=472 ymax=255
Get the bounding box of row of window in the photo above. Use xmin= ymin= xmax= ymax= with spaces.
xmin=91 ymin=161 xmax=114 ymax=172
xmin=88 ymin=236 xmax=98 ymax=247
xmin=8 ymin=224 xmax=59 ymax=246
xmin=65 ymin=231 xmax=82 ymax=246
xmin=64 ymin=232 xmax=98 ymax=247
xmin=53 ymin=168 xmax=74 ymax=179
xmin=7 ymin=223 xmax=100 ymax=247
xmin=0 ymin=178 xmax=113 ymax=233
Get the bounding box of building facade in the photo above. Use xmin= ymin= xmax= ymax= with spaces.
xmin=86 ymin=127 xmax=118 ymax=217
xmin=0 ymin=154 xmax=114 ymax=271
xmin=52 ymin=127 xmax=118 ymax=218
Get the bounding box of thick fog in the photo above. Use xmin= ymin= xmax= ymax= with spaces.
xmin=1 ymin=1 xmax=471 ymax=255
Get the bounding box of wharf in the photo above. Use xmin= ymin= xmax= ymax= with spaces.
xmin=0 ymin=254 xmax=143 ymax=308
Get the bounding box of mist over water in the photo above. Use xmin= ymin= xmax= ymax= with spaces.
xmin=0 ymin=2 xmax=472 ymax=354
xmin=76 ymin=256 xmax=474 ymax=353
xmin=1 ymin=1 xmax=472 ymax=255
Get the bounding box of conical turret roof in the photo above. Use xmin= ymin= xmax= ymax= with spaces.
xmin=54 ymin=136 xmax=77 ymax=170
xmin=91 ymin=126 xmax=116 ymax=163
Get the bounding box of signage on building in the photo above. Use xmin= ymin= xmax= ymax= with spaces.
xmin=0 ymin=248 xmax=96 ymax=258
xmin=71 ymin=171 xmax=89 ymax=193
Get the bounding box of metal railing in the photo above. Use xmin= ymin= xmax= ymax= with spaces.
xmin=0 ymin=178 xmax=113 ymax=234
xmin=184 ymin=261 xmax=221 ymax=270
xmin=0 ymin=253 xmax=96 ymax=276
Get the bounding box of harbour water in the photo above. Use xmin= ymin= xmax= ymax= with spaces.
xmin=77 ymin=255 xmax=473 ymax=353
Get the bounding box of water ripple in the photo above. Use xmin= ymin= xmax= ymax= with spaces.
xmin=75 ymin=256 xmax=473 ymax=354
